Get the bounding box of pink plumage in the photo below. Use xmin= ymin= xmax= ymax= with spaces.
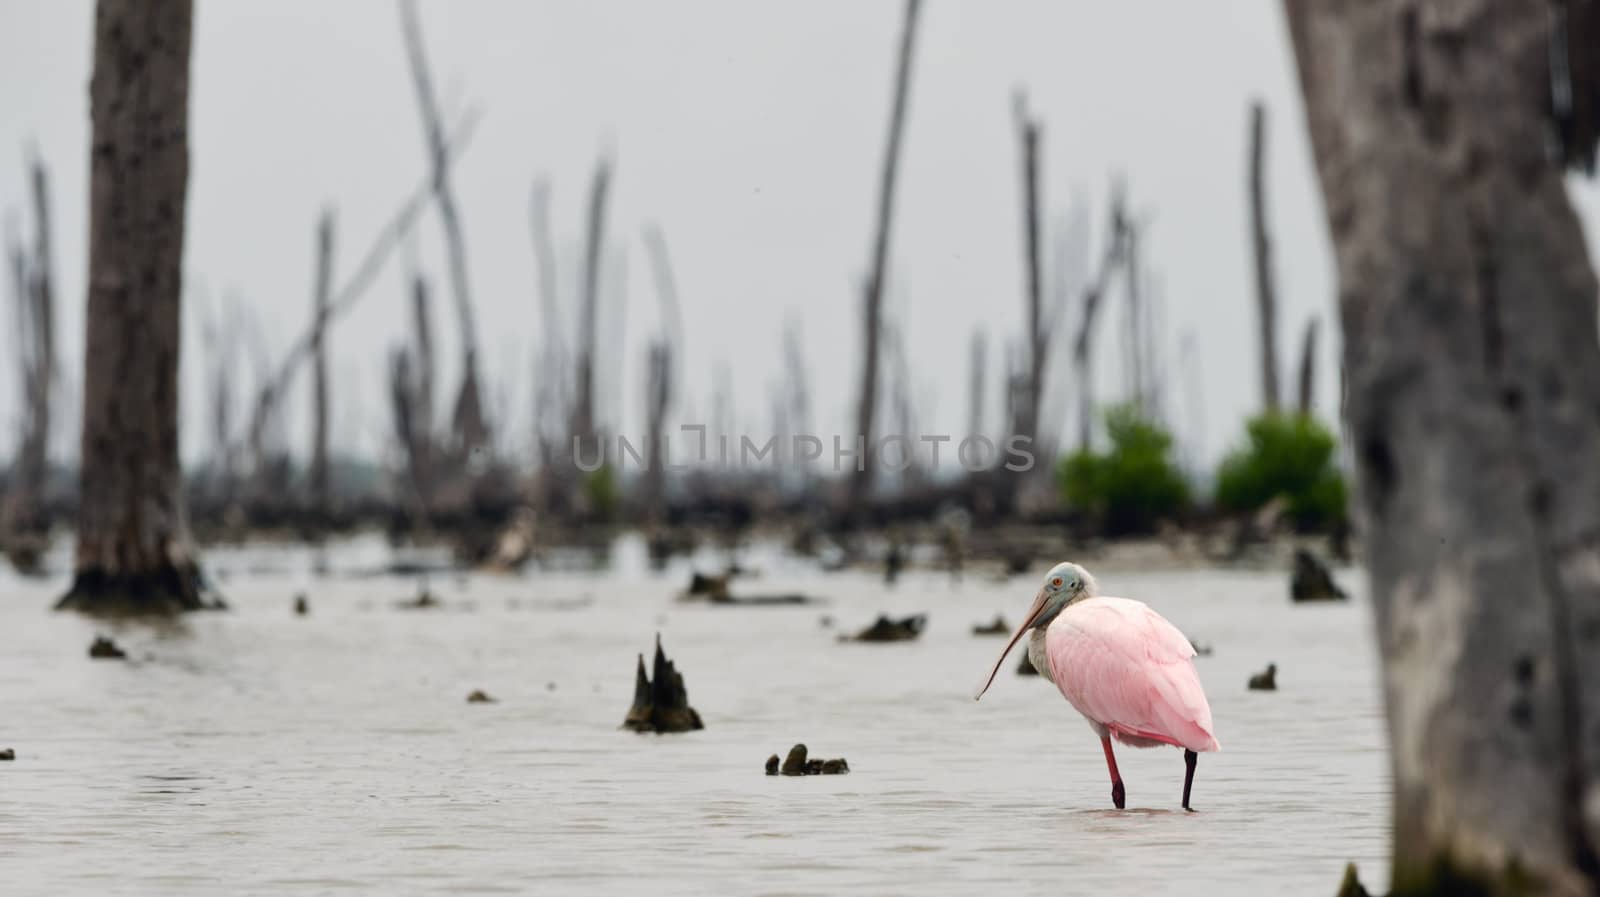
xmin=974 ymin=561 xmax=1219 ymax=810
xmin=1042 ymin=596 xmax=1220 ymax=754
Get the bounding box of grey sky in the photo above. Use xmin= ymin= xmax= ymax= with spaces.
xmin=3 ymin=1 xmax=1598 ymax=473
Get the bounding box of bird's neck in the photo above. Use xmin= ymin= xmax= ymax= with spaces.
xmin=1027 ymin=628 xmax=1054 ymax=684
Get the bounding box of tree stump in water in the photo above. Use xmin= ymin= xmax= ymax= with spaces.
xmin=841 ymin=613 xmax=926 ymax=642
xmin=622 ymin=634 xmax=703 ymax=733
xmin=1016 ymin=650 xmax=1039 ymax=676
xmin=88 ymin=635 xmax=126 ymax=660
xmin=1290 ymin=549 xmax=1346 ymax=602
xmin=56 ymin=0 xmax=220 ymax=617
xmin=971 ymin=615 xmax=1009 ymax=636
xmin=771 ymin=743 xmax=848 ymax=776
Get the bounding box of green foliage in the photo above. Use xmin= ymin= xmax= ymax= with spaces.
xmin=1058 ymin=403 xmax=1189 ymax=535
xmin=1214 ymin=412 xmax=1347 ymax=531
xmin=583 ymin=464 xmax=618 ymax=521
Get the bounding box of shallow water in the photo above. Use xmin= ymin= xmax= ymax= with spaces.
xmin=0 ymin=536 xmax=1390 ymax=895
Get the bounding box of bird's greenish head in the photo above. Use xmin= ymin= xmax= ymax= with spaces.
xmin=973 ymin=561 xmax=1096 ymax=701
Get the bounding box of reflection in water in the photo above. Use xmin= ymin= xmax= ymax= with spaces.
xmin=0 ymin=538 xmax=1390 ymax=895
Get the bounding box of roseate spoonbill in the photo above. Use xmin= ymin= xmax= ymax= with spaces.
xmin=975 ymin=562 xmax=1219 ymax=810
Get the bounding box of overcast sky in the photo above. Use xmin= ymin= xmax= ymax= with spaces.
xmin=3 ymin=1 xmax=1599 ymax=474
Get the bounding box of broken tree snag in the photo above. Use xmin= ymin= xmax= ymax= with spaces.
xmin=1296 ymin=316 xmax=1318 ymax=417
xmin=1290 ymin=548 xmax=1346 ymax=603
xmin=849 ymin=0 xmax=922 ymax=519
xmin=308 ymin=207 xmax=335 ymax=521
xmin=1285 ymin=0 xmax=1600 ymax=891
xmin=570 ymin=155 xmax=610 ymax=464
xmin=622 ymin=634 xmax=703 ymax=733
xmin=1247 ymin=99 xmax=1280 ymax=412
xmin=59 ymin=0 xmax=217 ymax=615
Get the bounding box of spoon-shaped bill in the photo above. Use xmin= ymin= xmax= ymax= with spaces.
xmin=973 ymin=587 xmax=1049 ymax=701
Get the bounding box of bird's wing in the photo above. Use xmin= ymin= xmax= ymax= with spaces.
xmin=1045 ymin=597 xmax=1220 ymax=752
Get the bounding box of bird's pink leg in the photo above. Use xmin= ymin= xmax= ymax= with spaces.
xmin=1100 ymin=735 xmax=1125 ymax=809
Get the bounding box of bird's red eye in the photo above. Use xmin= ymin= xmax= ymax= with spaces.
xmin=1053 ymin=578 xmax=1062 ymax=587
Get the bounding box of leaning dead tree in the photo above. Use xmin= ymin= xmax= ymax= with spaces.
xmin=60 ymin=0 xmax=210 ymax=613
xmin=1286 ymin=0 xmax=1600 ymax=893
xmin=307 ymin=207 xmax=335 ymax=519
xmin=1072 ymin=187 xmax=1129 ymax=451
xmin=236 ymin=110 xmax=479 ymax=471
xmin=399 ymin=0 xmax=487 ymax=458
xmin=2 ymin=154 xmax=55 ymax=542
xmin=848 ymin=0 xmax=921 ymax=517
xmin=1248 ymin=99 xmax=1282 ymax=412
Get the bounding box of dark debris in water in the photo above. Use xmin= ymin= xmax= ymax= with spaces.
xmin=1248 ymin=663 xmax=1278 ymax=691
xmin=841 ymin=613 xmax=926 ymax=642
xmin=1291 ymin=549 xmax=1347 ymax=602
xmin=466 ymin=689 xmax=496 ymax=704
xmin=0 ymin=748 xmax=14 ymax=761
xmin=88 ymin=635 xmax=127 ymax=660
xmin=769 ymin=743 xmax=848 ymax=776
xmin=971 ymin=615 xmax=1009 ymax=636
xmin=623 ymin=634 xmax=703 ymax=733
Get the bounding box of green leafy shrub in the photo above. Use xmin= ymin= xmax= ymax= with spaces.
xmin=583 ymin=464 xmax=618 ymax=521
xmin=1058 ymin=403 xmax=1190 ymax=535
xmin=1215 ymin=412 xmax=1347 ymax=531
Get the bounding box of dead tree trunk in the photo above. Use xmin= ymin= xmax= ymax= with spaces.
xmin=849 ymin=0 xmax=921 ymax=516
xmin=529 ymin=179 xmax=567 ymax=469
xmin=967 ymin=327 xmax=987 ymax=442
xmin=2 ymin=156 xmax=57 ymax=542
xmin=1014 ymin=92 xmax=1045 ymax=454
xmin=1296 ymin=316 xmax=1318 ymax=417
xmin=308 ymin=207 xmax=334 ymax=519
xmin=572 ymin=155 xmax=611 ymax=464
xmin=1073 ymin=190 xmax=1127 ymax=451
xmin=59 ymin=0 xmax=211 ymax=613
xmin=25 ymin=156 xmax=54 ymax=506
xmin=1248 ymin=100 xmax=1281 ymax=412
xmin=1285 ymin=1 xmax=1600 ymax=893
xmin=641 ymin=224 xmax=682 ymax=521
xmin=399 ymin=0 xmax=486 ymax=457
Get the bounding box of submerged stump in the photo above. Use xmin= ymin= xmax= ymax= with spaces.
xmin=842 ymin=613 xmax=926 ymax=642
xmin=971 ymin=615 xmax=1009 ymax=636
xmin=623 ymin=634 xmax=703 ymax=733
xmin=1289 ymin=548 xmax=1346 ymax=602
xmin=1248 ymin=663 xmax=1277 ymax=691
xmin=88 ymin=635 xmax=127 ymax=660
xmin=772 ymin=743 xmax=848 ymax=776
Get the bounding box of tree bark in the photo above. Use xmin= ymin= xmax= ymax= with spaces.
xmin=1248 ymin=100 xmax=1281 ymax=412
xmin=308 ymin=207 xmax=334 ymax=519
xmin=1285 ymin=1 xmax=1600 ymax=893
xmin=849 ymin=0 xmax=921 ymax=516
xmin=59 ymin=0 xmax=211 ymax=614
